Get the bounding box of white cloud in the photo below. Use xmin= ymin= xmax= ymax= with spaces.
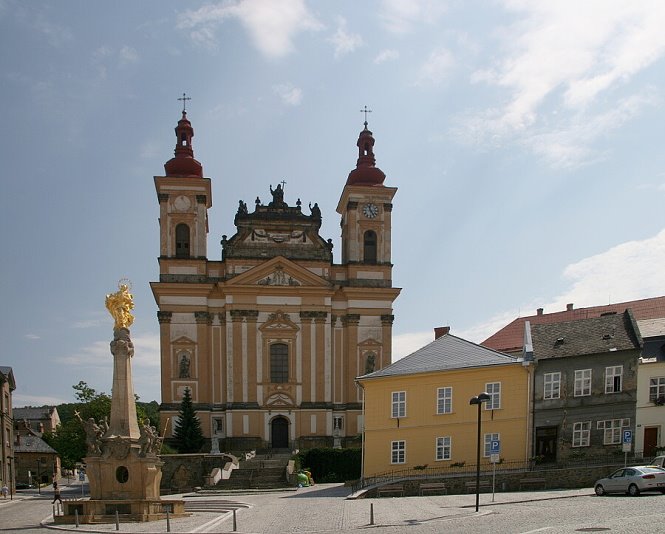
xmin=459 ymin=1 xmax=665 ymax=167
xmin=392 ymin=330 xmax=435 ymax=361
xmin=328 ymin=17 xmax=363 ymax=59
xmin=396 ymin=227 xmax=665 ymax=351
xmin=414 ymin=47 xmax=455 ymax=87
xmin=56 ymin=331 xmax=160 ymax=370
xmin=119 ymin=46 xmax=139 ymax=65
xmin=178 ymin=0 xmax=323 ymax=58
xmin=13 ymin=393 xmax=70 ymax=408
xmin=374 ymin=49 xmax=399 ymax=64
xmin=273 ymin=83 xmax=303 ymax=106
xmin=379 ymin=0 xmax=446 ymax=34
xmin=25 ymin=333 xmax=40 ymax=340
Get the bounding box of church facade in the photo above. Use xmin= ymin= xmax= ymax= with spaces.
xmin=152 ymin=110 xmax=399 ymax=450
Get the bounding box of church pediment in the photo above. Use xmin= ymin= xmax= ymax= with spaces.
xmin=265 ymin=392 xmax=295 ymax=407
xmin=226 ymin=257 xmax=331 ymax=288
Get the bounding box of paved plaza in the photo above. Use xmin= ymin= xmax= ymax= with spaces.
xmin=1 ymin=482 xmax=596 ymax=534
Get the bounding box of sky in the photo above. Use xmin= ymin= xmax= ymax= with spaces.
xmin=2 ymin=0 xmax=665 ymax=408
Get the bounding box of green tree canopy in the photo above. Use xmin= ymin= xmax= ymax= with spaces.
xmin=172 ymin=387 xmax=204 ymax=453
xmin=42 ymin=382 xmax=159 ymax=468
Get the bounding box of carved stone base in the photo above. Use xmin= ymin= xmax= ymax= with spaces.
xmin=85 ymin=446 xmax=163 ymax=501
xmin=57 ymin=499 xmax=188 ymax=524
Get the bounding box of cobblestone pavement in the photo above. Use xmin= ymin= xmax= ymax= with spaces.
xmin=29 ymin=484 xmax=592 ymax=534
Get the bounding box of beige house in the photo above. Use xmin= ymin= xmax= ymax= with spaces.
xmin=1 ymin=366 xmax=16 ymax=490
xmin=13 ymin=406 xmax=61 ymax=437
xmin=635 ymin=318 xmax=665 ymax=458
xmin=153 ymin=112 xmax=399 ymax=450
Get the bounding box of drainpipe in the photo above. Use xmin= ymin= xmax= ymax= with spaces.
xmin=356 ymin=381 xmax=366 ymax=483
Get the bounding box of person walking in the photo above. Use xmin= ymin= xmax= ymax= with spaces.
xmin=51 ymin=481 xmax=62 ymax=505
xmin=1 ymin=483 xmax=8 ymax=499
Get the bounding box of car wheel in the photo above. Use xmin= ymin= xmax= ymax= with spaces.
xmin=628 ymin=484 xmax=640 ymax=497
xmin=594 ymin=484 xmax=606 ymax=496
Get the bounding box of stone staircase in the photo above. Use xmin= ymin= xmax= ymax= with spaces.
xmin=215 ymin=450 xmax=293 ymax=490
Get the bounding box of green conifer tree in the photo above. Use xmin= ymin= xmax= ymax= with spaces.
xmin=172 ymin=387 xmax=204 ymax=453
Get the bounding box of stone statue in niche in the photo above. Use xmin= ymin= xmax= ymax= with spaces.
xmin=365 ymin=352 xmax=376 ymax=374
xmin=179 ymin=354 xmax=191 ymax=378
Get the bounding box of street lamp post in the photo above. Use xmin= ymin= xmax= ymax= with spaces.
xmin=469 ymin=392 xmax=491 ymax=513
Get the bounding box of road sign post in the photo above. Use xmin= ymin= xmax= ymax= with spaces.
xmin=490 ymin=440 xmax=500 ymax=501
xmin=623 ymin=430 xmax=633 ymax=466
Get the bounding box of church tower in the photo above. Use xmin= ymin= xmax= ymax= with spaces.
xmin=154 ymin=108 xmax=212 ymax=261
xmin=337 ymin=120 xmax=397 ymax=268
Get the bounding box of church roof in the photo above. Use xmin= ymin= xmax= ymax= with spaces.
xmin=359 ymin=333 xmax=519 ymax=380
xmin=164 ymin=108 xmax=203 ymax=178
xmin=482 ymin=296 xmax=665 ymax=353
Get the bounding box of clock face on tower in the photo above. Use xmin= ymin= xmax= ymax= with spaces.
xmin=363 ymin=203 xmax=379 ymax=219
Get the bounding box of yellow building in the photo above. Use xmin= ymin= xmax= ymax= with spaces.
xmin=357 ymin=332 xmax=532 ymax=478
xmin=152 ymin=111 xmax=400 ymax=450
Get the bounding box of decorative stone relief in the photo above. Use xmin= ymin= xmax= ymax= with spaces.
xmin=257 ymin=266 xmax=301 ymax=286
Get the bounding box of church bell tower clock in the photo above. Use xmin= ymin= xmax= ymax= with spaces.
xmin=337 ymin=116 xmax=397 ymax=271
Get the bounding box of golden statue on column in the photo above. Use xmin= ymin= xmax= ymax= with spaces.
xmin=105 ymin=279 xmax=135 ymax=330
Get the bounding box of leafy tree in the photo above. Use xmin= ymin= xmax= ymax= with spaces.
xmin=172 ymin=387 xmax=204 ymax=453
xmin=43 ymin=382 xmax=160 ymax=468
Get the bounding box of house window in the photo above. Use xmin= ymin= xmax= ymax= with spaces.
xmin=483 ymin=433 xmax=500 ymax=457
xmin=270 ymin=343 xmax=289 ymax=383
xmin=437 ymin=387 xmax=452 ymax=414
xmin=597 ymin=418 xmax=630 ymax=445
xmin=363 ymin=230 xmax=377 ymax=264
xmin=543 ymin=372 xmax=561 ymax=399
xmin=572 ymin=422 xmax=591 ymax=447
xmin=649 ymin=377 xmax=665 ymax=402
xmin=574 ymin=369 xmax=591 ymax=396
xmin=333 ymin=416 xmax=344 ymax=431
xmin=436 ymin=436 xmax=451 ymax=461
xmin=485 ymin=382 xmax=501 ymax=410
xmin=175 ymin=223 xmax=190 ymax=258
xmin=391 ymin=440 xmax=406 ymax=464
xmin=391 ymin=391 xmax=406 ymax=418
xmin=605 ymin=366 xmax=623 ymax=394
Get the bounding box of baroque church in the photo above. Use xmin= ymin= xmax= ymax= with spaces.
xmin=152 ymin=108 xmax=399 ymax=450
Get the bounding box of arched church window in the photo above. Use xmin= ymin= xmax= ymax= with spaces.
xmin=270 ymin=343 xmax=289 ymax=383
xmin=363 ymin=230 xmax=377 ymax=264
xmin=175 ymin=223 xmax=190 ymax=258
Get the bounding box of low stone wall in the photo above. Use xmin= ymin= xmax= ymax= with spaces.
xmin=160 ymin=454 xmax=236 ymax=493
xmin=367 ymin=463 xmax=625 ymax=497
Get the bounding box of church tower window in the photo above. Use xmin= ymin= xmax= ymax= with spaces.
xmin=270 ymin=343 xmax=289 ymax=383
xmin=363 ymin=230 xmax=377 ymax=264
xmin=175 ymin=223 xmax=190 ymax=258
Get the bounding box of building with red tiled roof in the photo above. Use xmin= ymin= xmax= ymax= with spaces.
xmin=482 ymin=296 xmax=665 ymax=354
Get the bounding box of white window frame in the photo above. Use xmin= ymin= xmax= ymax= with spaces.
xmin=597 ymin=418 xmax=630 ymax=445
xmin=485 ymin=382 xmax=501 ymax=410
xmin=437 ymin=387 xmax=452 ymax=414
xmin=391 ymin=440 xmax=406 ymax=464
xmin=436 ymin=436 xmax=451 ymax=461
xmin=574 ymin=369 xmax=591 ymax=397
xmin=391 ymin=391 xmax=406 ymax=418
xmin=572 ymin=421 xmax=591 ymax=447
xmin=483 ymin=432 xmax=500 ymax=457
xmin=543 ymin=372 xmax=561 ymax=400
xmin=605 ymin=365 xmax=623 ymax=394
xmin=649 ymin=377 xmax=665 ymax=401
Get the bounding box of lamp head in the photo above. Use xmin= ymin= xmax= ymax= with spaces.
xmin=469 ymin=392 xmax=491 ymax=405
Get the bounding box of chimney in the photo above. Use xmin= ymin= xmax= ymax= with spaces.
xmin=434 ymin=326 xmax=450 ymax=339
xmin=537 ymin=308 xmax=544 ymax=316
xmin=566 ymin=303 xmax=574 ymax=311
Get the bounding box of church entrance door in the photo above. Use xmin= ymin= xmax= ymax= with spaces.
xmin=271 ymin=417 xmax=289 ymax=449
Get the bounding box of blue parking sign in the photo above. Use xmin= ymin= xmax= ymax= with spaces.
xmin=490 ymin=440 xmax=500 ymax=454
xmin=623 ymin=430 xmax=632 ymax=444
